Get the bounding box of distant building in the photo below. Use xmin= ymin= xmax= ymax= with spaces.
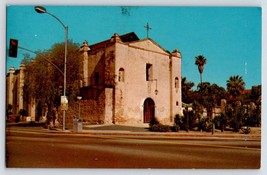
xmin=6 ymin=64 xmax=35 ymax=120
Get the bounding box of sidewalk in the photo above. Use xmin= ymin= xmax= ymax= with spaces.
xmin=55 ymin=124 xmax=261 ymax=139
xmin=7 ymin=122 xmax=261 ymax=139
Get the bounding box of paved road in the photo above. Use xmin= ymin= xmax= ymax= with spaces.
xmin=6 ymin=126 xmax=261 ymax=169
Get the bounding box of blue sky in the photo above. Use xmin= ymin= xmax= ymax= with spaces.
xmin=6 ymin=6 xmax=261 ymax=89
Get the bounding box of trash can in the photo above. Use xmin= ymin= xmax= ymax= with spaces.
xmin=73 ymin=119 xmax=83 ymax=132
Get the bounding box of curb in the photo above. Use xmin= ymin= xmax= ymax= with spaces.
xmin=51 ymin=129 xmax=261 ymax=139
xmin=7 ymin=125 xmax=261 ymax=139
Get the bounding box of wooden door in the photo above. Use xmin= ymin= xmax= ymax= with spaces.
xmin=144 ymin=98 xmax=155 ymax=123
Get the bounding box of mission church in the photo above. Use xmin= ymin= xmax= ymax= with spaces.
xmin=6 ymin=32 xmax=183 ymax=125
xmin=78 ymin=32 xmax=182 ymax=124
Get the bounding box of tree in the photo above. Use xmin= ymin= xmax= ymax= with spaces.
xmin=198 ymin=82 xmax=213 ymax=119
xmin=182 ymin=108 xmax=198 ymax=131
xmin=250 ymin=85 xmax=261 ymax=105
xmin=197 ymin=82 xmax=225 ymax=118
xmin=7 ymin=104 xmax=13 ymax=115
xmin=23 ymin=40 xmax=82 ymax=127
xmin=192 ymin=100 xmax=204 ymax=130
xmin=181 ymin=77 xmax=195 ymax=103
xmin=226 ymin=75 xmax=245 ymax=100
xmin=232 ymin=101 xmax=246 ymax=132
xmin=249 ymin=105 xmax=261 ymax=127
xmin=195 ymin=55 xmax=207 ymax=86
xmin=196 ymin=82 xmax=226 ymax=133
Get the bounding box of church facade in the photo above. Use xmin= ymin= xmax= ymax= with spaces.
xmin=78 ymin=32 xmax=182 ymax=125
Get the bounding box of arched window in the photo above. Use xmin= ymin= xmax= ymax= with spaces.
xmin=175 ymin=77 xmax=179 ymax=93
xmin=118 ymin=68 xmax=125 ymax=82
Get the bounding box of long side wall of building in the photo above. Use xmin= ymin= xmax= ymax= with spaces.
xmin=63 ymin=88 xmax=113 ymax=125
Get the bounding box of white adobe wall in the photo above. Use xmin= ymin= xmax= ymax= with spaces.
xmin=7 ymin=67 xmax=15 ymax=106
xmin=18 ymin=64 xmax=25 ymax=111
xmin=114 ymin=39 xmax=173 ymax=124
xmin=170 ymin=50 xmax=183 ymax=120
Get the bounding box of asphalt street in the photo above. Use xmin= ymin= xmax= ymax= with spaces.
xmin=5 ymin=125 xmax=261 ymax=169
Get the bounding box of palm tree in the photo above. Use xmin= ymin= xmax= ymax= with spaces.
xmin=226 ymin=75 xmax=245 ymax=100
xmin=195 ymin=55 xmax=207 ymax=86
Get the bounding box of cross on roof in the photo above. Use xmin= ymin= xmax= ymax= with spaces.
xmin=144 ymin=22 xmax=152 ymax=38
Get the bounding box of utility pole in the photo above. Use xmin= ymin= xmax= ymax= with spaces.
xmin=35 ymin=6 xmax=68 ymax=131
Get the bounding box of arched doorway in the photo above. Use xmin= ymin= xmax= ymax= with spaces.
xmin=143 ymin=98 xmax=155 ymax=123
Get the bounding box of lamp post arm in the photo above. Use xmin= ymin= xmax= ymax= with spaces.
xmin=46 ymin=11 xmax=67 ymax=29
xmin=18 ymin=46 xmax=64 ymax=76
xmin=42 ymin=11 xmax=68 ymax=96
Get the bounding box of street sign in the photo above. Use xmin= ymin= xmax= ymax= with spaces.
xmin=61 ymin=96 xmax=68 ymax=110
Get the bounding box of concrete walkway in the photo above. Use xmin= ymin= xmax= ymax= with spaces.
xmin=7 ymin=122 xmax=261 ymax=139
xmin=59 ymin=124 xmax=261 ymax=139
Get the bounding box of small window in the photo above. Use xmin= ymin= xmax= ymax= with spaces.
xmin=146 ymin=64 xmax=153 ymax=81
xmin=118 ymin=68 xmax=125 ymax=82
xmin=175 ymin=77 xmax=179 ymax=92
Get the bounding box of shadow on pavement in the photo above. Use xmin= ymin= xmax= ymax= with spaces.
xmin=83 ymin=125 xmax=150 ymax=132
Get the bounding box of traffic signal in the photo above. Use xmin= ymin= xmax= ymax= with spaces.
xmin=9 ymin=39 xmax=18 ymax=58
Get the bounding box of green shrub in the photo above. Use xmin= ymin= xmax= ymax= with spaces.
xmin=172 ymin=125 xmax=180 ymax=132
xmin=174 ymin=114 xmax=182 ymax=126
xmin=149 ymin=123 xmax=171 ymax=132
xmin=232 ymin=120 xmax=241 ymax=132
xmin=7 ymin=104 xmax=13 ymax=115
xmin=7 ymin=115 xmax=17 ymax=123
xmin=173 ymin=114 xmax=181 ymax=132
xmin=241 ymin=126 xmax=251 ymax=134
xmin=198 ymin=118 xmax=207 ymax=131
xmin=19 ymin=109 xmax=28 ymax=116
xmin=198 ymin=118 xmax=214 ymax=132
xmin=15 ymin=116 xmax=20 ymax=123
xmin=205 ymin=119 xmax=213 ymax=132
xmin=149 ymin=117 xmax=159 ymax=127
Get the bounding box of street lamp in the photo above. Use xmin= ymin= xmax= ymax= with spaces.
xmin=35 ymin=6 xmax=68 ymax=131
xmin=148 ymin=79 xmax=158 ymax=95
